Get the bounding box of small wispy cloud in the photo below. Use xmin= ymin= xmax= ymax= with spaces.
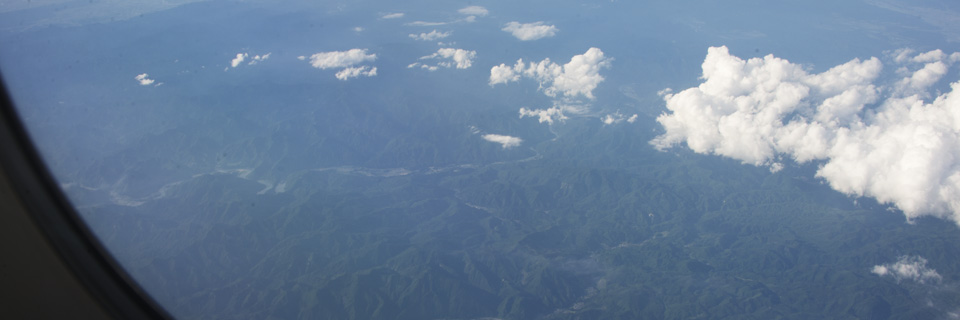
xmin=482 ymin=134 xmax=523 ymax=149
xmin=135 ymin=73 xmax=155 ymax=86
xmin=458 ymin=6 xmax=489 ymax=17
xmin=409 ymin=29 xmax=451 ymax=41
xmin=228 ymin=52 xmax=271 ymax=70
xmin=872 ymin=256 xmax=942 ymax=284
xmin=381 ymin=12 xmax=404 ymax=19
xmin=335 ymin=66 xmax=377 ymax=81
xmin=502 ymin=21 xmax=558 ymax=41
xmin=248 ymin=53 xmax=270 ymax=65
xmin=406 ymin=20 xmax=447 ymax=27
xmin=519 ymin=106 xmax=567 ymax=124
xmin=410 ymin=48 xmax=476 ymax=71
xmin=601 ymin=111 xmax=639 ymax=125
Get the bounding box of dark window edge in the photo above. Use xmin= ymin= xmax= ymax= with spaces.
xmin=0 ymin=72 xmax=172 ymax=319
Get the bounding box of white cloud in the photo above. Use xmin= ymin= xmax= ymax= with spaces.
xmin=405 ymin=9 xmax=481 ymax=27
xmin=307 ymin=48 xmax=376 ymax=69
xmin=490 ymin=47 xmax=611 ymax=99
xmin=409 ymin=29 xmax=450 ymax=41
xmin=872 ymin=256 xmax=942 ymax=284
xmin=134 ymin=73 xmax=155 ymax=86
xmin=502 ymin=21 xmax=558 ymax=41
xmin=496 ymin=49 xmax=613 ymax=128
xmin=416 ymin=48 xmax=476 ymax=70
xmin=247 ymin=53 xmax=270 ymax=65
xmin=230 ymin=53 xmax=247 ymax=68
xmin=458 ymin=6 xmax=488 ymax=17
xmin=407 ymin=62 xmax=439 ymax=71
xmin=482 ymin=134 xmax=523 ymax=149
xmin=304 ymin=49 xmax=377 ymax=80
xmin=381 ymin=12 xmax=404 ymax=19
xmin=406 ymin=21 xmax=447 ymax=27
xmin=353 ymin=26 xmax=364 ymax=32
xmin=601 ymin=111 xmax=639 ymax=125
xmin=489 ymin=59 xmax=523 ymax=84
xmin=228 ymin=52 xmax=271 ymax=69
xmin=652 ymin=46 xmax=960 ymax=225
xmin=519 ymin=106 xmax=567 ymax=124
xmin=335 ymin=66 xmax=377 ymax=81
xmin=601 ymin=114 xmax=618 ymax=125
xmin=769 ymin=162 xmax=784 ymax=173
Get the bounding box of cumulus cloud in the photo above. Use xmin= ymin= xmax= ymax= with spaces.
xmin=458 ymin=6 xmax=488 ymax=17
xmin=227 ymin=52 xmax=271 ymax=70
xmin=413 ymin=48 xmax=476 ymax=70
xmin=502 ymin=21 xmax=558 ymax=41
xmin=308 ymin=49 xmax=376 ymax=69
xmin=495 ymin=48 xmax=612 ymax=127
xmin=305 ymin=49 xmax=377 ymax=80
xmin=652 ymin=46 xmax=960 ymax=224
xmin=230 ymin=53 xmax=246 ymax=68
xmin=409 ymin=29 xmax=451 ymax=41
xmin=872 ymin=256 xmax=942 ymax=284
xmin=482 ymin=134 xmax=523 ymax=149
xmin=335 ymin=66 xmax=377 ymax=81
xmin=519 ymin=107 xmax=566 ymax=124
xmin=134 ymin=73 xmax=155 ymax=86
xmin=490 ymin=47 xmax=611 ymax=99
xmin=381 ymin=12 xmax=404 ymax=19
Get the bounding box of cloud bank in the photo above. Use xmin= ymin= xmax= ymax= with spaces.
xmin=409 ymin=30 xmax=450 ymax=41
xmin=502 ymin=21 xmax=558 ymax=41
xmin=490 ymin=47 xmax=611 ymax=99
xmin=482 ymin=134 xmax=523 ymax=149
xmin=410 ymin=48 xmax=476 ymax=71
xmin=872 ymin=256 xmax=942 ymax=284
xmin=652 ymin=46 xmax=960 ymax=224
xmin=135 ymin=73 xmax=155 ymax=86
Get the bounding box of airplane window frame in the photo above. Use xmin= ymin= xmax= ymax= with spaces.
xmin=0 ymin=75 xmax=170 ymax=319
